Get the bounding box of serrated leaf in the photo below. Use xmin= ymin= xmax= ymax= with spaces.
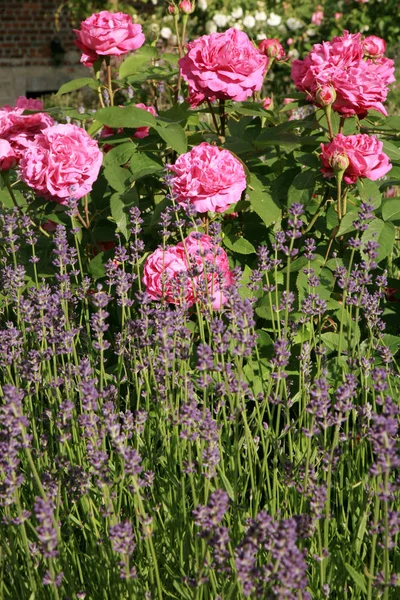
xmin=381 ymin=197 xmax=400 ymax=223
xmin=222 ymin=235 xmax=255 ymax=254
xmin=96 ymin=106 xmax=157 ymax=129
xmin=382 ymin=140 xmax=400 ymax=162
xmin=103 ymin=142 xmax=137 ymax=167
xmin=110 ymin=193 xmax=130 ymax=240
xmin=248 ymin=173 xmax=281 ymax=227
xmin=88 ymin=252 xmax=106 ymax=279
xmin=344 ymin=563 xmax=367 ymax=594
xmin=56 ymin=77 xmax=98 ymax=95
xmin=119 ymin=46 xmax=158 ymax=78
xmin=130 ymin=152 xmax=164 ymax=180
xmin=361 ymin=218 xmax=395 ymax=262
xmin=103 ymin=166 xmax=131 ymax=192
xmin=153 ymin=123 xmax=187 ymax=154
xmin=356 ymin=179 xmax=381 ymax=209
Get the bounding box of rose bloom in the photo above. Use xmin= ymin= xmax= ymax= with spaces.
xmin=179 ymin=28 xmax=268 ymax=102
xmin=74 ymin=10 xmax=145 ymax=67
xmin=169 ymin=142 xmax=247 ymax=213
xmin=311 ymin=10 xmax=324 ymax=26
xmin=142 ymin=232 xmax=233 ymax=308
xmin=0 ymin=139 xmax=17 ymax=171
xmin=320 ymin=133 xmax=391 ymax=184
xmin=363 ymin=35 xmax=386 ymax=58
xmin=20 ymin=124 xmax=103 ymax=203
xmin=292 ymin=31 xmax=395 ymax=117
xmin=0 ymin=96 xmax=54 ymax=161
xmin=258 ymin=38 xmax=286 ymax=61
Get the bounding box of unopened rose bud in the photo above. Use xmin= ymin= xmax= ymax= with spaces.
xmin=362 ymin=35 xmax=386 ymax=58
xmin=316 ymin=85 xmax=336 ymax=107
xmin=330 ymin=152 xmax=350 ymax=173
xmin=258 ymin=38 xmax=286 ymax=61
xmin=262 ymin=97 xmax=273 ymax=110
xmin=179 ymin=0 xmax=194 ymax=14
xmin=168 ymin=4 xmax=176 ymax=14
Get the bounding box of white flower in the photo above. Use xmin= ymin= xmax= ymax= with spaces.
xmin=277 ymin=24 xmax=288 ymax=35
xmin=360 ymin=24 xmax=370 ymax=32
xmin=213 ymin=14 xmax=229 ymax=28
xmin=231 ymin=7 xmax=243 ymax=19
xmin=256 ymin=33 xmax=267 ymax=40
xmin=288 ymin=48 xmax=300 ymax=59
xmin=151 ymin=0 xmax=158 ymax=4
xmin=243 ymin=15 xmax=256 ymax=29
xmin=206 ymin=20 xmax=218 ymax=33
xmin=306 ymin=28 xmax=317 ymax=37
xmin=160 ymin=27 xmax=172 ymax=39
xmin=255 ymin=10 xmax=267 ymax=21
xmin=197 ymin=0 xmax=208 ymax=10
xmin=286 ymin=17 xmax=303 ymax=31
xmin=266 ymin=12 xmax=281 ymax=26
xmin=232 ymin=22 xmax=243 ymax=30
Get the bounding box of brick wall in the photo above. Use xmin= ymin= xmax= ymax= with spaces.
xmin=0 ymin=0 xmax=86 ymax=104
xmin=0 ymin=0 xmax=80 ymax=67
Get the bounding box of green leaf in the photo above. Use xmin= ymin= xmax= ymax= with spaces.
xmin=382 ymin=140 xmax=400 ymax=162
xmin=248 ymin=173 xmax=281 ymax=227
xmin=110 ymin=193 xmax=130 ymax=240
xmin=103 ymin=142 xmax=137 ymax=167
xmin=382 ymin=197 xmax=400 ymax=223
xmin=356 ymin=179 xmax=381 ymax=209
xmin=96 ymin=106 xmax=157 ymax=129
xmin=130 ymin=152 xmax=164 ymax=181
xmin=153 ymin=122 xmax=187 ymax=154
xmin=222 ymin=235 xmax=256 ymax=254
xmin=381 ymin=334 xmax=400 ymax=351
xmin=56 ymin=77 xmax=98 ymax=95
xmin=103 ymin=165 xmax=132 ymax=192
xmin=361 ymin=218 xmax=396 ymax=262
xmin=119 ymin=45 xmax=158 ymax=78
xmin=88 ymin=253 xmax=106 ymax=279
xmin=288 ymin=169 xmax=316 ymax=206
xmin=344 ymin=563 xmax=367 ymax=594
xmin=337 ymin=210 xmax=359 ymax=237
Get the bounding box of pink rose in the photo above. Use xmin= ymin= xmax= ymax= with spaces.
xmin=311 ymin=10 xmax=324 ymax=26
xmin=334 ymin=12 xmax=343 ymax=20
xmin=291 ymin=31 xmax=395 ymax=117
xmin=179 ymin=28 xmax=268 ymax=102
xmin=74 ymin=11 xmax=145 ymax=68
xmin=0 ymin=96 xmax=54 ymax=161
xmin=320 ymin=133 xmax=392 ymax=184
xmin=142 ymin=232 xmax=233 ymax=308
xmin=0 ymin=140 xmax=17 ymax=171
xmin=169 ymin=142 xmax=247 ymax=213
xmin=258 ymin=38 xmax=286 ymax=61
xmin=20 ymin=124 xmax=103 ymax=203
xmin=363 ymin=35 xmax=386 ymax=58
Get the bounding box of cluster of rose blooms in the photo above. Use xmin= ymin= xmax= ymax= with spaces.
xmin=0 ymin=10 xmax=395 ymax=308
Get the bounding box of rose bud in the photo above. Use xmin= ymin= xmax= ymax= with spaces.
xmin=258 ymin=38 xmax=286 ymax=61
xmin=168 ymin=4 xmax=176 ymax=14
xmin=179 ymin=0 xmax=194 ymax=14
xmin=363 ymin=35 xmax=387 ymax=58
xmin=316 ymin=85 xmax=337 ymax=107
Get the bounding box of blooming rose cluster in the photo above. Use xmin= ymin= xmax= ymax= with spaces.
xmin=320 ymin=134 xmax=391 ymax=184
xmin=101 ymin=103 xmax=157 ymax=151
xmin=74 ymin=10 xmax=145 ymax=67
xmin=292 ymin=31 xmax=395 ymax=117
xmin=20 ymin=124 xmax=103 ymax=203
xmin=169 ymin=142 xmax=247 ymax=214
xmin=0 ymin=96 xmax=54 ymax=163
xmin=143 ymin=232 xmax=233 ymax=308
xmin=179 ymin=28 xmax=268 ymax=102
